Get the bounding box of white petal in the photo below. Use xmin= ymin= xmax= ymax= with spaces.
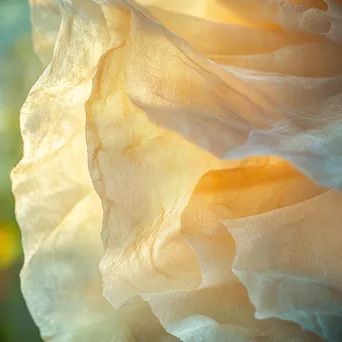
xmin=12 ymin=1 xmax=175 ymax=340
xmin=86 ymin=3 xmax=227 ymax=306
xmin=29 ymin=0 xmax=61 ymax=67
xmin=113 ymin=0 xmax=342 ymax=190
xmin=147 ymin=282 xmax=321 ymax=342
xmin=225 ymin=190 xmax=342 ymax=341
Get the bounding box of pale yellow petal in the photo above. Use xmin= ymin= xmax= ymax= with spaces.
xmin=225 ymin=190 xmax=342 ymax=341
xmin=181 ymin=157 xmax=325 ymax=289
xmin=87 ymin=3 xmax=334 ymax=342
xmin=118 ymin=0 xmax=342 ymax=190
xmin=147 ymin=282 xmax=322 ymax=341
xmin=12 ymin=0 xmax=175 ymax=340
xmin=29 ymin=0 xmax=61 ymax=67
xmin=87 ymin=5 xmax=225 ymax=306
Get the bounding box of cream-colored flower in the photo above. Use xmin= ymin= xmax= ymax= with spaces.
xmin=11 ymin=0 xmax=342 ymax=341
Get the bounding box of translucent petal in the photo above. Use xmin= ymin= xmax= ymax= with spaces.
xmin=86 ymin=2 xmax=335 ymax=341
xmin=181 ymin=157 xmax=325 ymax=289
xmin=108 ymin=0 xmax=342 ymax=190
xmin=12 ymin=1 xmax=176 ymax=340
xmin=29 ymin=0 xmax=61 ymax=67
xmin=225 ymin=190 xmax=342 ymax=341
xmin=86 ymin=4 xmax=228 ymax=306
xmin=147 ymin=282 xmax=322 ymax=341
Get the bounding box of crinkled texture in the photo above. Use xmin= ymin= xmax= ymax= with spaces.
xmin=29 ymin=0 xmax=61 ymax=67
xmin=11 ymin=1 xmax=177 ymax=341
xmin=123 ymin=0 xmax=342 ymax=190
xmin=147 ymin=283 xmax=322 ymax=342
xmin=12 ymin=0 xmax=342 ymax=342
xmin=87 ymin=0 xmax=342 ymax=340
xmin=225 ymin=190 xmax=342 ymax=341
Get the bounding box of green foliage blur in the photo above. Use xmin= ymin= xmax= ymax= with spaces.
xmin=0 ymin=0 xmax=43 ymax=340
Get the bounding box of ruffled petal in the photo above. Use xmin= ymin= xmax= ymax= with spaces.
xmin=225 ymin=190 xmax=342 ymax=341
xmin=86 ymin=2 xmax=334 ymax=341
xmin=181 ymin=156 xmax=325 ymax=289
xmin=102 ymin=0 xmax=342 ymax=190
xmin=12 ymin=1 xmax=176 ymax=340
xmin=86 ymin=3 xmax=227 ymax=307
xmin=147 ymin=282 xmax=321 ymax=341
xmin=29 ymin=0 xmax=61 ymax=67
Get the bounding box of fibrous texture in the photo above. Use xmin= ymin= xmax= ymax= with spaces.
xmin=11 ymin=0 xmax=342 ymax=341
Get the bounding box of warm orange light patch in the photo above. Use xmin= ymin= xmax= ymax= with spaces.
xmin=183 ymin=156 xmax=326 ymax=228
xmin=205 ymin=0 xmax=251 ymax=25
xmin=204 ymin=0 xmax=284 ymax=31
xmin=284 ymin=0 xmax=329 ymax=10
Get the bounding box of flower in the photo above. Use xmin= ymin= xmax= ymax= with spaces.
xmin=11 ymin=0 xmax=342 ymax=341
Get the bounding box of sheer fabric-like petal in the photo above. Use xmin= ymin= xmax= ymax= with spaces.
xmin=225 ymin=190 xmax=342 ymax=342
xmin=29 ymin=0 xmax=61 ymax=67
xmin=117 ymin=0 xmax=342 ymax=191
xmin=147 ymin=283 xmax=322 ymax=342
xmin=11 ymin=1 xmax=177 ymax=341
xmin=86 ymin=0 xmax=341 ymax=341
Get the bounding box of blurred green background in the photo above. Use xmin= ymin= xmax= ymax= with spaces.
xmin=0 ymin=0 xmax=43 ymax=340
